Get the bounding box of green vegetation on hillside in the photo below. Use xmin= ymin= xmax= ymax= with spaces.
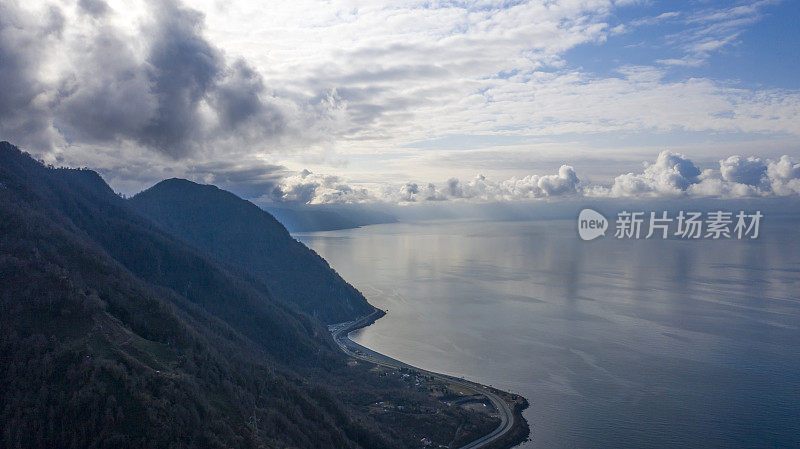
xmin=130 ymin=178 xmax=373 ymax=324
xmin=0 ymin=141 xmax=502 ymax=449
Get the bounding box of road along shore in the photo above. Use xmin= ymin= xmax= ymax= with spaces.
xmin=329 ymin=309 xmax=530 ymax=449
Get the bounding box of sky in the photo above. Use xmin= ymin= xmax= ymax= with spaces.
xmin=1 ymin=0 xmax=799 ymax=205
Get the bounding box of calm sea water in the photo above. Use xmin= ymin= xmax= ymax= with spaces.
xmin=296 ymin=219 xmax=800 ymax=449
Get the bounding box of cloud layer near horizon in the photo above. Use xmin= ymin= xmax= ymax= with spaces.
xmin=271 ymin=151 xmax=800 ymax=204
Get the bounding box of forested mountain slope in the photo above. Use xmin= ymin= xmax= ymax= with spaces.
xmin=130 ymin=178 xmax=373 ymax=324
xmin=0 ymin=142 xmax=385 ymax=448
xmin=0 ymin=141 xmax=500 ymax=449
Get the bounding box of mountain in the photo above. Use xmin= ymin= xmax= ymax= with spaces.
xmin=130 ymin=178 xmax=373 ymax=324
xmin=0 ymin=141 xmax=499 ymax=449
xmin=0 ymin=141 xmax=366 ymax=448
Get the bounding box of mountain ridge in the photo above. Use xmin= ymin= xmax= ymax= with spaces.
xmin=0 ymin=141 xmax=361 ymax=448
xmin=0 ymin=141 xmax=503 ymax=449
xmin=130 ymin=177 xmax=374 ymax=324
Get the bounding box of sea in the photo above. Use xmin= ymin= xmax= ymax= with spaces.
xmin=296 ymin=217 xmax=800 ymax=449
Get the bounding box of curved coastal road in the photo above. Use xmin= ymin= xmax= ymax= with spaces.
xmin=330 ymin=311 xmax=515 ymax=449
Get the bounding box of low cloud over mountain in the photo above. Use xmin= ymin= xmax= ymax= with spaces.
xmin=273 ymin=169 xmax=373 ymax=204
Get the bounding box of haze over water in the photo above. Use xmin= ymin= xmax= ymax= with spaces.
xmin=297 ymin=218 xmax=800 ymax=449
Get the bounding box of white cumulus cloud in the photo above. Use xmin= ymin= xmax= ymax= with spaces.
xmin=719 ymin=155 xmax=768 ymax=187
xmin=588 ymin=151 xmax=701 ymax=197
xmin=766 ymin=155 xmax=800 ymax=196
xmin=273 ymin=152 xmax=800 ymax=204
xmin=274 ymin=169 xmax=374 ymax=204
xmin=588 ymin=151 xmax=800 ymax=199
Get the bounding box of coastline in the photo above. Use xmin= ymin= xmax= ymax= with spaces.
xmin=329 ymin=309 xmax=530 ymax=449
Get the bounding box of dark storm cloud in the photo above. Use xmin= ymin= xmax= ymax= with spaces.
xmin=78 ymin=0 xmax=109 ymax=17
xmin=212 ymin=60 xmax=285 ymax=134
xmin=0 ymin=2 xmax=58 ymax=150
xmin=57 ymin=27 xmax=157 ymax=144
xmin=43 ymin=5 xmax=66 ymax=37
xmin=0 ymin=0 xmax=287 ymax=157
xmin=136 ymin=0 xmax=223 ymax=156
